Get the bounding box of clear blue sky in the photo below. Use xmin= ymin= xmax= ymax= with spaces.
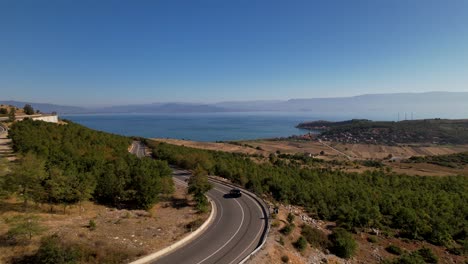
xmin=1 ymin=0 xmax=468 ymax=106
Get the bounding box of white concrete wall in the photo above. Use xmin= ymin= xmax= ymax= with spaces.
xmin=0 ymin=115 xmax=59 ymax=123
xmin=32 ymin=115 xmax=58 ymax=123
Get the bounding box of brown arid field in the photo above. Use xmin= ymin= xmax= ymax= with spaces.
xmin=384 ymin=161 xmax=468 ymax=177
xmin=327 ymin=142 xmax=468 ymax=160
xmin=154 ymin=138 xmax=468 ymax=161
xmin=0 ymin=182 xmax=209 ymax=264
xmin=154 ymin=138 xmax=468 ymax=176
xmin=153 ymin=138 xmax=332 ymax=160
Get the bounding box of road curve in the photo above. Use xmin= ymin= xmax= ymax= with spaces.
xmin=153 ymin=169 xmax=267 ymax=264
xmin=130 ymin=141 xmax=147 ymax=158
xmin=0 ymin=124 xmax=6 ymax=134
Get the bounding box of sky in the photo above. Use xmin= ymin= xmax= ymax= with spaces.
xmin=1 ymin=0 xmax=468 ymax=106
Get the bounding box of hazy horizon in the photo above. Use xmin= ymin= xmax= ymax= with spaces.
xmin=2 ymin=90 xmax=467 ymax=108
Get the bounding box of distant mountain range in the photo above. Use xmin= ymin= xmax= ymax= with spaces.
xmin=0 ymin=100 xmax=86 ymax=114
xmin=2 ymin=92 xmax=468 ymax=119
xmin=96 ymin=103 xmax=228 ymax=114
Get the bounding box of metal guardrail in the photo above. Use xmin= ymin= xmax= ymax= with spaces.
xmin=238 ymin=195 xmax=270 ymax=264
xmin=208 ymin=177 xmax=271 ymax=264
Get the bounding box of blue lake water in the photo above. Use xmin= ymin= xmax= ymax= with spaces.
xmin=62 ymin=112 xmax=349 ymax=142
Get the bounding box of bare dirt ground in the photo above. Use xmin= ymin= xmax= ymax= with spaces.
xmin=0 ymin=182 xmax=208 ymax=264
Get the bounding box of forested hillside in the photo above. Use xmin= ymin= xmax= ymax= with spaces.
xmin=149 ymin=141 xmax=468 ymax=248
xmin=7 ymin=120 xmax=173 ymax=209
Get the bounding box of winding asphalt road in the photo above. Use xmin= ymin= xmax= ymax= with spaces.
xmin=129 ymin=142 xmax=268 ymax=264
xmin=0 ymin=124 xmax=6 ymax=134
xmin=130 ymin=141 xmax=147 ymax=158
xmin=154 ymin=169 xmax=267 ymax=264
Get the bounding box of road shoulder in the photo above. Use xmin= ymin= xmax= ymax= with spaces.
xmin=130 ymin=196 xmax=217 ymax=264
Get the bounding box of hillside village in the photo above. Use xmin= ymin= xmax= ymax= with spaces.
xmin=296 ymin=119 xmax=468 ymax=145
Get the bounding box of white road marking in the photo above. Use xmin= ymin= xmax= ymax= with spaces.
xmin=170 ymin=177 xmax=265 ymax=264
xmin=227 ymin=193 xmax=265 ymax=264
xmin=136 ymin=143 xmax=141 ymax=156
xmin=165 ymin=178 xmax=225 ymax=254
xmin=173 ymin=178 xmax=188 ymax=187
xmin=195 ymin=187 xmax=245 ymax=264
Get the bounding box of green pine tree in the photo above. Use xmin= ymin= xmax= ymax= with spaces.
xmin=6 ymin=214 xmax=46 ymax=240
xmin=188 ymin=165 xmax=213 ymax=213
xmin=5 ymin=153 xmax=46 ymax=209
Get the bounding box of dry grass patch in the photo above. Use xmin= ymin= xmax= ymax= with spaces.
xmin=0 ymin=182 xmax=209 ymax=263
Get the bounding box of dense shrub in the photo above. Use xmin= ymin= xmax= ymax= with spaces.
xmin=415 ymin=247 xmax=438 ymax=263
xmin=361 ymin=160 xmax=384 ymax=168
xmin=391 ymin=253 xmax=425 ymax=264
xmin=385 ymin=245 xmax=403 ymax=255
xmin=287 ymin=213 xmax=295 ymax=224
xmin=14 ymin=235 xmax=82 ymax=264
xmin=385 ymin=247 xmax=438 ymax=264
xmin=278 ymin=236 xmax=285 ymax=245
xmin=271 ymin=220 xmax=280 ymax=228
xmin=280 ymin=224 xmax=295 ymax=236
xmin=301 ymin=225 xmax=329 ymax=249
xmin=328 ymin=228 xmax=357 ymax=259
xmin=293 ymin=236 xmax=308 ymax=252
